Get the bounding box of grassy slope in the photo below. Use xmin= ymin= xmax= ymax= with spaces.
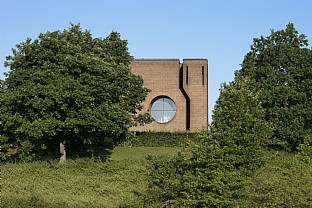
xmin=2 ymin=147 xmax=311 ymax=208
xmin=2 ymin=147 xmax=180 ymax=208
xmin=245 ymin=150 xmax=312 ymax=208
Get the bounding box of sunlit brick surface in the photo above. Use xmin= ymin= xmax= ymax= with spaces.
xmin=130 ymin=59 xmax=208 ymax=132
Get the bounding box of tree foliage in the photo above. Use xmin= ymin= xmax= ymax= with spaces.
xmin=147 ymin=23 xmax=311 ymax=207
xmin=147 ymin=134 xmax=249 ymax=208
xmin=237 ymin=23 xmax=312 ymax=150
xmin=147 ymin=77 xmax=270 ymax=207
xmin=0 ymin=23 xmax=150 ymax=161
xmin=211 ymin=76 xmax=272 ymax=170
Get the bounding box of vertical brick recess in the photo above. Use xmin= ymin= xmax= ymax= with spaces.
xmin=130 ymin=58 xmax=208 ymax=132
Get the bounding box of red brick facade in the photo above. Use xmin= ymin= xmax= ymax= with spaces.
xmin=130 ymin=59 xmax=208 ymax=132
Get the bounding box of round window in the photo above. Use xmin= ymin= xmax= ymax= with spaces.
xmin=150 ymin=97 xmax=176 ymax=123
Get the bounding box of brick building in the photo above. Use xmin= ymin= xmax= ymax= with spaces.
xmin=131 ymin=59 xmax=208 ymax=132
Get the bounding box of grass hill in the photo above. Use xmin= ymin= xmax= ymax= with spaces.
xmin=2 ymin=147 xmax=311 ymax=207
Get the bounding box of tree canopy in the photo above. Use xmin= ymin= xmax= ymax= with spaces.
xmin=0 ymin=23 xmax=150 ymax=161
xmin=147 ymin=76 xmax=271 ymax=207
xmin=236 ymin=23 xmax=312 ymax=150
xmin=146 ymin=23 xmax=311 ymax=207
xmin=211 ymin=76 xmax=272 ymax=169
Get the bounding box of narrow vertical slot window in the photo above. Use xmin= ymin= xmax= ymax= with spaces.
xmin=202 ymin=66 xmax=204 ymax=85
xmin=186 ymin=66 xmax=189 ymax=85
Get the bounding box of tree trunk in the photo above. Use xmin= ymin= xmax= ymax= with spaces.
xmin=60 ymin=142 xmax=66 ymax=162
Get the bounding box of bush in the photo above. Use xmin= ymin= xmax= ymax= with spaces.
xmin=145 ymin=133 xmax=248 ymax=208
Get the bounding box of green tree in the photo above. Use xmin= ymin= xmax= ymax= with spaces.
xmin=0 ymin=23 xmax=150 ymax=161
xmin=211 ymin=76 xmax=272 ymax=171
xmin=237 ymin=23 xmax=312 ymax=150
xmin=94 ymin=31 xmax=133 ymax=65
xmin=147 ymin=77 xmax=271 ymax=207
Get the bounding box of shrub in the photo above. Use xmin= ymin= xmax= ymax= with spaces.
xmin=145 ymin=133 xmax=248 ymax=208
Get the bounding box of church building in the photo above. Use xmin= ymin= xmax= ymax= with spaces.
xmin=131 ymin=59 xmax=208 ymax=132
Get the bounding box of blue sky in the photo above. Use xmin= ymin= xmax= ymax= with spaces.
xmin=1 ymin=0 xmax=311 ymax=122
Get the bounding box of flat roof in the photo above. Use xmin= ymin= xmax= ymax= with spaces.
xmin=183 ymin=58 xmax=208 ymax=61
xmin=133 ymin=58 xmax=180 ymax=61
xmin=132 ymin=58 xmax=207 ymax=62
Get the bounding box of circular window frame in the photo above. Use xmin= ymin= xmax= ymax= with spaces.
xmin=150 ymin=96 xmax=176 ymax=124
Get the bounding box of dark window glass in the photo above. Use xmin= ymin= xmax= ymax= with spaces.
xmin=202 ymin=66 xmax=204 ymax=85
xmin=186 ymin=66 xmax=189 ymax=85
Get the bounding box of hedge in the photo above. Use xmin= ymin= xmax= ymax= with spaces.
xmin=121 ymin=131 xmax=201 ymax=147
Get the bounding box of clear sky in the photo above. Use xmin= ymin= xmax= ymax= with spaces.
xmin=1 ymin=0 xmax=311 ymax=122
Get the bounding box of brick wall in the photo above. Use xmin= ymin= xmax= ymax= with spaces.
xmin=183 ymin=59 xmax=208 ymax=131
xmin=130 ymin=58 xmax=208 ymax=132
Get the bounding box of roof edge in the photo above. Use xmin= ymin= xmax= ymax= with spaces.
xmin=183 ymin=58 xmax=208 ymax=61
xmin=133 ymin=58 xmax=180 ymax=61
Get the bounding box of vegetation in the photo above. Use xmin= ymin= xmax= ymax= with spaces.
xmin=237 ymin=23 xmax=312 ymax=151
xmin=211 ymin=76 xmax=271 ymax=171
xmin=0 ymin=23 xmax=150 ymax=162
xmin=121 ymin=131 xmax=199 ymax=147
xmin=2 ymin=146 xmax=311 ymax=208
xmin=146 ymin=23 xmax=312 ymax=207
xmin=246 ymin=139 xmax=312 ymax=207
xmin=1 ymin=23 xmax=311 ymax=207
xmin=1 ymin=147 xmax=180 ymax=208
xmin=146 ymin=77 xmax=271 ymax=207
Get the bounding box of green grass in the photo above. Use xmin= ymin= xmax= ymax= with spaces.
xmin=110 ymin=146 xmax=180 ymax=161
xmin=245 ymin=150 xmax=312 ymax=207
xmin=2 ymin=147 xmax=180 ymax=208
xmin=2 ymin=147 xmax=311 ymax=208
